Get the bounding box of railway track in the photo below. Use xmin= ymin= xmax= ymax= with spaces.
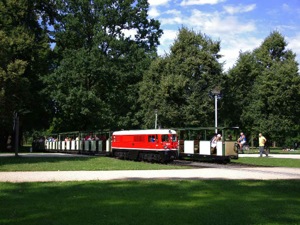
xmin=171 ymin=159 xmax=300 ymax=179
xmin=170 ymin=160 xmax=257 ymax=168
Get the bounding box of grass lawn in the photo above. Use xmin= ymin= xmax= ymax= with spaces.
xmin=0 ymin=156 xmax=192 ymax=171
xmin=1 ymin=153 xmax=299 ymax=225
xmin=0 ymin=154 xmax=300 ymax=171
xmin=243 ymin=148 xmax=300 ymax=154
xmin=0 ymin=180 xmax=300 ymax=225
xmin=231 ymin=157 xmax=300 ymax=168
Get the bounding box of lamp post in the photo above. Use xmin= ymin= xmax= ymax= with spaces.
xmin=154 ymin=109 xmax=158 ymax=129
xmin=13 ymin=112 xmax=19 ymax=157
xmin=211 ymin=87 xmax=221 ymax=134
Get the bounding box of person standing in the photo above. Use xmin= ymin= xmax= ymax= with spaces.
xmin=210 ymin=134 xmax=217 ymax=154
xmin=238 ymin=132 xmax=246 ymax=150
xmin=259 ymin=133 xmax=267 ymax=157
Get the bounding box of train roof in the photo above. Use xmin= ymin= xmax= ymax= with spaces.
xmin=112 ymin=129 xmax=177 ymax=135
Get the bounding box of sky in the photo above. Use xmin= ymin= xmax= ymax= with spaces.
xmin=147 ymin=0 xmax=300 ymax=71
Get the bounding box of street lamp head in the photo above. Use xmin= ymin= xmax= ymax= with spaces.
xmin=211 ymin=86 xmax=221 ymax=95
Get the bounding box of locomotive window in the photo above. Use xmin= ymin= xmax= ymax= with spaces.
xmin=162 ymin=135 xmax=168 ymax=142
xmin=172 ymin=135 xmax=177 ymax=142
xmin=148 ymin=135 xmax=155 ymax=142
xmin=162 ymin=134 xmax=177 ymax=142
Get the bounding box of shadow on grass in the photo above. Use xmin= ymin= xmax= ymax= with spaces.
xmin=0 ymin=180 xmax=299 ymax=225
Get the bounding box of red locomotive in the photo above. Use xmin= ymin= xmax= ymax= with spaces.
xmin=111 ymin=129 xmax=178 ymax=162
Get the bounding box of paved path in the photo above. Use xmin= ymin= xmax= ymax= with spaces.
xmin=239 ymin=153 xmax=300 ymax=159
xmin=1 ymin=167 xmax=300 ymax=183
xmin=0 ymin=153 xmax=299 ymax=182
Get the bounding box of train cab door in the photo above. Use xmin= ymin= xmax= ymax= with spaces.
xmin=161 ymin=134 xmax=173 ymax=150
xmin=148 ymin=135 xmax=158 ymax=149
xmin=154 ymin=134 xmax=159 ymax=149
xmin=171 ymin=134 xmax=178 ymax=149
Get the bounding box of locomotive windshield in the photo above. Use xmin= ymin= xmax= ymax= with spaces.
xmin=172 ymin=134 xmax=177 ymax=142
xmin=162 ymin=134 xmax=177 ymax=142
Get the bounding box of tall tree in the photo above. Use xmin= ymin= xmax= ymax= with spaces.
xmin=224 ymin=31 xmax=300 ymax=144
xmin=0 ymin=0 xmax=53 ymax=150
xmin=244 ymin=31 xmax=300 ymax=143
xmin=138 ymin=27 xmax=223 ymax=128
xmin=44 ymin=0 xmax=162 ymax=132
xmin=221 ymin=51 xmax=260 ymax=129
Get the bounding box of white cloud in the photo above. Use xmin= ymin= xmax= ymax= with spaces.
xmin=153 ymin=0 xmax=300 ymax=71
xmin=180 ymin=0 xmax=226 ymax=6
xmin=158 ymin=29 xmax=179 ymax=55
xmin=165 ymin=9 xmax=182 ymax=16
xmin=282 ymin=3 xmax=291 ymax=12
xmin=158 ymin=9 xmax=256 ymax=35
xmin=121 ymin=28 xmax=138 ymax=39
xmin=156 ymin=7 xmax=258 ymax=71
xmin=149 ymin=7 xmax=160 ymax=17
xmin=287 ymin=33 xmax=300 ymax=51
xmin=223 ymin=4 xmax=256 ymax=14
xmin=160 ymin=16 xmax=184 ymax=25
xmin=287 ymin=33 xmax=300 ymax=71
xmin=148 ymin=0 xmax=170 ymax=6
xmin=188 ymin=10 xmax=256 ymax=35
xmin=160 ymin=29 xmax=178 ymax=45
xmin=220 ymin=36 xmax=262 ymax=71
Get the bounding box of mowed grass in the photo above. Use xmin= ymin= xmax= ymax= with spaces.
xmin=0 ymin=180 xmax=300 ymax=225
xmin=0 ymin=156 xmax=191 ymax=171
xmin=1 ymin=154 xmax=300 ymax=225
xmin=231 ymin=157 xmax=300 ymax=168
xmin=243 ymin=148 xmax=300 ymax=154
xmin=0 ymin=154 xmax=300 ymax=171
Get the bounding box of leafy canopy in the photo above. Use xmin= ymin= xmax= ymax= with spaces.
xmin=138 ymin=27 xmax=223 ymax=128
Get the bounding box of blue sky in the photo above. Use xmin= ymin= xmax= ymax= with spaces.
xmin=147 ymin=0 xmax=300 ymax=71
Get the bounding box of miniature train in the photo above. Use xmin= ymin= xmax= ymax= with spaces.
xmin=111 ymin=129 xmax=178 ymax=163
xmin=41 ymin=127 xmax=239 ymax=163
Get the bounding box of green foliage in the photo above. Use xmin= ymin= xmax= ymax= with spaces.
xmin=245 ymin=32 xmax=300 ymax=141
xmin=0 ymin=0 xmax=53 ymax=150
xmin=138 ymin=27 xmax=223 ymax=128
xmin=44 ymin=0 xmax=162 ymax=131
xmin=1 ymin=0 xmax=299 ymax=148
xmin=223 ymin=31 xmax=300 ymax=143
xmin=222 ymin=51 xmax=259 ymax=128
